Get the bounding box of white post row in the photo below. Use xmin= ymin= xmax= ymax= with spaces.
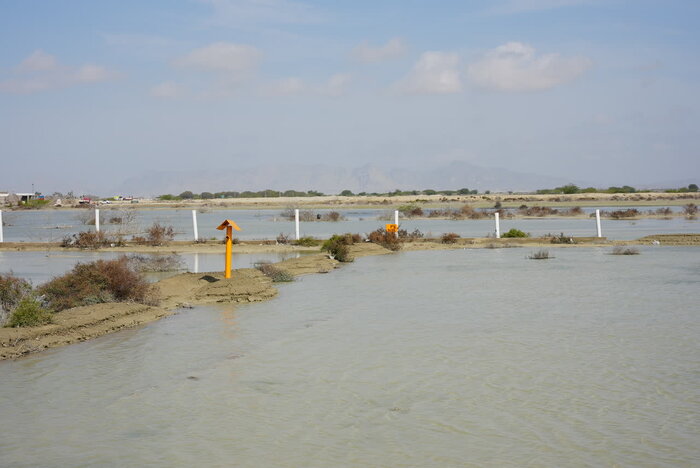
xmin=95 ymin=209 xmax=100 ymax=232
xmin=0 ymin=210 xmax=3 ymax=243
xmin=394 ymin=210 xmax=399 ymax=237
xmin=495 ymin=212 xmax=500 ymax=239
xmin=595 ymin=209 xmax=602 ymax=237
xmin=192 ymin=209 xmax=199 ymax=241
xmin=295 ymin=209 xmax=300 ymax=240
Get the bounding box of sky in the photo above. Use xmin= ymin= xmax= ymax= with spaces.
xmin=1 ymin=0 xmax=699 ymax=194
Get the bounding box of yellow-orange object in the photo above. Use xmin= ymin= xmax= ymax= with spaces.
xmin=385 ymin=223 xmax=398 ymax=233
xmin=217 ymin=220 xmax=241 ymax=278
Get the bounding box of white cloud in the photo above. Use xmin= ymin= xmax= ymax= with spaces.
xmin=0 ymin=50 xmax=117 ymax=94
xmin=173 ymin=42 xmax=261 ymax=73
xmin=467 ymin=42 xmax=591 ymax=92
xmin=261 ymin=77 xmax=305 ymax=96
xmin=352 ymin=38 xmax=406 ymax=63
xmin=396 ymin=52 xmax=462 ymax=95
xmin=150 ymin=81 xmax=185 ymax=99
xmin=16 ymin=50 xmax=58 ymax=72
xmin=321 ymin=73 xmax=351 ymax=96
xmin=201 ymin=0 xmax=324 ymax=26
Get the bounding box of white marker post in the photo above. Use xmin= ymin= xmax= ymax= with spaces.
xmin=595 ymin=209 xmax=602 ymax=238
xmin=192 ymin=209 xmax=199 ymax=241
xmin=0 ymin=210 xmax=3 ymax=243
xmin=95 ymin=209 xmax=100 ymax=232
xmin=495 ymin=212 xmax=500 ymax=239
xmin=394 ymin=210 xmax=399 ymax=238
xmin=295 ymin=209 xmax=300 ymax=240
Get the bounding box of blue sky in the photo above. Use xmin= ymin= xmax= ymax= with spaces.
xmin=1 ymin=0 xmax=698 ymax=193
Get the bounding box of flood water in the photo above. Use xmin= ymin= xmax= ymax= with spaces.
xmin=1 ymin=207 xmax=698 ymax=242
xmin=1 ymin=247 xmax=699 ymax=467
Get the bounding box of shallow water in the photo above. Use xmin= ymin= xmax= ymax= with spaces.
xmin=1 ymin=207 xmax=697 ymax=242
xmin=1 ymin=247 xmax=699 ymax=467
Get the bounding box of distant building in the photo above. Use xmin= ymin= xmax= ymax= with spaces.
xmin=0 ymin=192 xmax=9 ymax=205
xmin=16 ymin=193 xmax=36 ymax=203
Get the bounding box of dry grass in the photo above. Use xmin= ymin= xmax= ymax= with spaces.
xmin=611 ymin=246 xmax=640 ymax=255
xmin=528 ymin=250 xmax=552 ymax=260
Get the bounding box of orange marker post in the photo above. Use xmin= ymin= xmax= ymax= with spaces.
xmin=216 ymin=219 xmax=241 ymax=279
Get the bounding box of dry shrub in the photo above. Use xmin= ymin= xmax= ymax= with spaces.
xmin=548 ymin=233 xmax=576 ymax=244
xmin=519 ymin=206 xmax=559 ymax=216
xmin=39 ymin=257 xmax=159 ymax=312
xmin=367 ymin=228 xmax=401 ymax=251
xmin=294 ymin=236 xmax=321 ymax=247
xmin=684 ymin=203 xmax=698 ymax=217
xmin=321 ymin=211 xmax=345 ymax=222
xmin=398 ymin=205 xmax=424 ymax=217
xmin=398 ymin=228 xmax=424 ymax=241
xmin=276 ymin=233 xmax=290 ymax=244
xmin=133 ymin=223 xmax=175 ymax=246
xmin=604 ymin=209 xmax=640 ymax=219
xmin=62 ymin=231 xmax=120 ymax=249
xmin=441 ymin=232 xmax=460 ymax=244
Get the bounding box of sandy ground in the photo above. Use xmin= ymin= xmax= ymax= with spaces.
xmin=2 ymin=234 xmax=699 ymax=360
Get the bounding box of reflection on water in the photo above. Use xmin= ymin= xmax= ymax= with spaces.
xmin=0 ymin=247 xmax=699 ymax=467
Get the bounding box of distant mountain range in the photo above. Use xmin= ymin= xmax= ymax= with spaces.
xmin=112 ymin=162 xmax=582 ymax=197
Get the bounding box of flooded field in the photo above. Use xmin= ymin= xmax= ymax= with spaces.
xmin=1 ymin=247 xmax=698 ymax=467
xmin=0 ymin=207 xmax=698 ymax=242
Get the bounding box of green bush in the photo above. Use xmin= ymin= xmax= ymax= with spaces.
xmin=6 ymin=297 xmax=52 ymax=327
xmin=502 ymin=228 xmax=529 ymax=238
xmin=321 ymin=234 xmax=358 ymax=262
xmin=1 ymin=273 xmax=34 ymax=325
xmin=294 ymin=236 xmax=321 ymax=247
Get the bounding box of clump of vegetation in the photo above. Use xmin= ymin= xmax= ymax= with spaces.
xmin=294 ymin=236 xmax=321 ymax=247
xmin=276 ymin=233 xmax=290 ymax=244
xmin=611 ymin=246 xmax=640 ymax=255
xmin=38 ymin=257 xmax=158 ymax=312
xmin=398 ymin=228 xmax=424 ymax=241
xmin=519 ymin=206 xmax=559 ymax=216
xmin=321 ymin=211 xmax=346 ymax=222
xmin=5 ymin=297 xmax=52 ymax=327
xmin=502 ymin=228 xmax=529 ymax=238
xmin=61 ymin=231 xmax=122 ymax=249
xmin=441 ymin=232 xmax=460 ymax=244
xmin=684 ymin=203 xmax=698 ymax=218
xmin=398 ymin=204 xmax=424 ymax=217
xmin=548 ymin=233 xmax=576 ymax=244
xmin=126 ymin=254 xmax=184 ymax=272
xmin=321 ymin=233 xmax=359 ymax=262
xmin=367 ymin=228 xmax=401 ymax=251
xmin=529 ymin=250 xmax=552 ymax=260
xmin=603 ymin=209 xmax=640 ymax=219
xmin=17 ymin=199 xmax=51 ymax=210
xmin=132 ymin=223 xmax=175 ymax=246
xmin=1 ymin=273 xmax=34 ymax=326
xmin=254 ymin=262 xmax=294 ymax=282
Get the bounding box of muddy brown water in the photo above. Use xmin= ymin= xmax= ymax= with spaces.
xmin=0 ymin=247 xmax=699 ymax=467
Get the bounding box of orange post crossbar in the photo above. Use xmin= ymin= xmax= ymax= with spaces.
xmin=217 ymin=220 xmax=241 ymax=279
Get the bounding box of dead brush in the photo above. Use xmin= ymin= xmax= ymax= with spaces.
xmin=441 ymin=232 xmax=460 ymax=244
xmin=367 ymin=228 xmax=401 ymax=251
xmin=38 ymin=257 xmax=159 ymax=312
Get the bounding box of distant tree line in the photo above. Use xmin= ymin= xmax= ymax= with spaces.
xmin=536 ymin=184 xmax=698 ymax=195
xmin=338 ymin=188 xmax=479 ymax=197
xmin=158 ymin=190 xmax=325 ymax=200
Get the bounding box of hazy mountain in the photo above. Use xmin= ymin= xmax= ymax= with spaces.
xmin=111 ymin=162 xmax=582 ymax=197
